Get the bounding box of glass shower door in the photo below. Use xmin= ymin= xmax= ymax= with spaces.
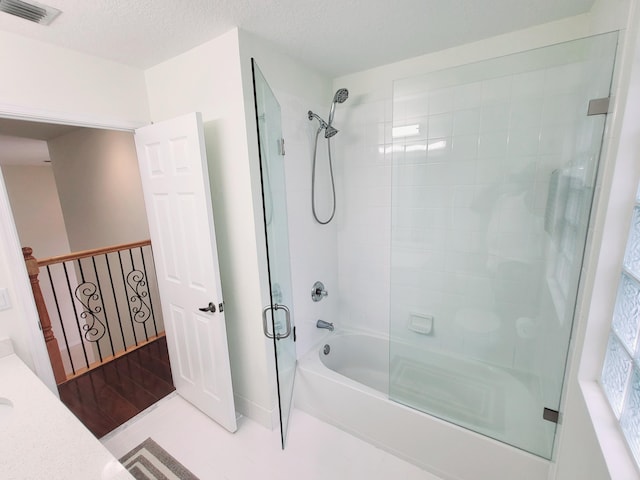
xmin=252 ymin=59 xmax=297 ymax=449
xmin=389 ymin=32 xmax=618 ymax=458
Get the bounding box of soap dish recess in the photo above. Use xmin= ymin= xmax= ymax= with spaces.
xmin=408 ymin=312 xmax=433 ymax=335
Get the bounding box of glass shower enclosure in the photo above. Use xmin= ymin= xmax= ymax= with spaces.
xmin=252 ymin=59 xmax=297 ymax=449
xmin=389 ymin=32 xmax=618 ymax=458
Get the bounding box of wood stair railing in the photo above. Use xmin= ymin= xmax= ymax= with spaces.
xmin=23 ymin=240 xmax=161 ymax=384
xmin=23 ymin=246 xmax=66 ymax=384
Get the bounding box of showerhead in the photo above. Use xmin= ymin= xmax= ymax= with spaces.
xmin=325 ymin=125 xmax=339 ymax=138
xmin=309 ymin=110 xmax=338 ymax=137
xmin=333 ymin=88 xmax=349 ymax=104
xmin=328 ymin=88 xmax=349 ymax=126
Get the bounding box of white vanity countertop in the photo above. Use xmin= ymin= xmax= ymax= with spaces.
xmin=0 ymin=346 xmax=134 ymax=479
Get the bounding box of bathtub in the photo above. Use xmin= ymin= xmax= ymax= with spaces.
xmin=295 ymin=330 xmax=551 ymax=480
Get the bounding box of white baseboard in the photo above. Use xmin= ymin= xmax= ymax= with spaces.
xmin=233 ymin=393 xmax=277 ymax=430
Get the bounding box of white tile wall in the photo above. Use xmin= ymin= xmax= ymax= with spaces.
xmin=331 ymin=39 xmax=614 ymax=403
xmin=276 ymin=91 xmax=339 ymax=358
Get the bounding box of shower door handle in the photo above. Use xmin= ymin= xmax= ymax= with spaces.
xmin=262 ymin=304 xmax=292 ymax=339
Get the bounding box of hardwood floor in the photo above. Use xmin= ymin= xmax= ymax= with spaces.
xmin=58 ymin=336 xmax=175 ymax=438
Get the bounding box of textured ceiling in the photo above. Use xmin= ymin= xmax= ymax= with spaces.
xmin=0 ymin=0 xmax=597 ymax=77
xmin=0 ymin=0 xmax=598 ymax=164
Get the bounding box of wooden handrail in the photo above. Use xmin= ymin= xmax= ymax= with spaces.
xmin=37 ymin=239 xmax=151 ymax=267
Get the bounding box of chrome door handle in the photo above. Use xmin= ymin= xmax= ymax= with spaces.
xmin=278 ymin=304 xmax=292 ymax=339
xmin=199 ymin=302 xmax=216 ymax=313
xmin=262 ymin=304 xmax=291 ymax=339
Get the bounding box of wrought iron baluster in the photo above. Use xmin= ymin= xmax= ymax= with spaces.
xmin=63 ymin=261 xmax=90 ymax=369
xmin=75 ymin=258 xmax=105 ymax=363
xmin=32 ymin=239 xmax=163 ymax=377
xmin=128 ymin=248 xmax=150 ymax=341
xmin=46 ymin=265 xmax=75 ymax=375
xmin=92 ymin=256 xmax=115 ymax=357
xmin=118 ymin=250 xmax=139 ymax=347
xmin=105 ymin=252 xmax=128 ymax=353
xmin=139 ymin=245 xmax=159 ymax=337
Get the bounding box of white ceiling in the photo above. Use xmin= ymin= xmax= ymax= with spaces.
xmin=0 ymin=0 xmax=597 ymax=77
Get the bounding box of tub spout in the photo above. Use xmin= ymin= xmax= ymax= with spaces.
xmin=316 ymin=319 xmax=334 ymax=332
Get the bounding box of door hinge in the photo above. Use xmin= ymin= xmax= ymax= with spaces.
xmin=543 ymin=407 xmax=560 ymax=424
xmin=277 ymin=138 xmax=285 ymax=156
xmin=587 ymin=97 xmax=610 ymax=116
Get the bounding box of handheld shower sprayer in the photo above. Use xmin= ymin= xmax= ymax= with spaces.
xmin=308 ymin=88 xmax=349 ymax=224
xmin=328 ymin=88 xmax=349 ymax=127
xmin=308 ymin=88 xmax=349 ymax=139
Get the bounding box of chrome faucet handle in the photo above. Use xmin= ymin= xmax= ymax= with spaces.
xmin=311 ymin=281 xmax=328 ymax=302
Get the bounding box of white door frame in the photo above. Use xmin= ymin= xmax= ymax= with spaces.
xmin=0 ymin=103 xmax=146 ymax=394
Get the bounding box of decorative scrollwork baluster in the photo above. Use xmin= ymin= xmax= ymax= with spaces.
xmin=74 ymin=282 xmax=106 ymax=342
xmin=126 ymin=270 xmax=151 ymax=324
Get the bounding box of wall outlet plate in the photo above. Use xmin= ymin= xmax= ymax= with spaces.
xmin=0 ymin=288 xmax=11 ymax=311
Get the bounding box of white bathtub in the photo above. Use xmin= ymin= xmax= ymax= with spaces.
xmin=295 ymin=330 xmax=551 ymax=480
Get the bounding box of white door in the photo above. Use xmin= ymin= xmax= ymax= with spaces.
xmin=134 ymin=112 xmax=237 ymax=433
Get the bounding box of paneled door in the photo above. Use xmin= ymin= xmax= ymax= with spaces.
xmin=134 ymin=112 xmax=237 ymax=432
xmin=252 ymin=59 xmax=297 ymax=448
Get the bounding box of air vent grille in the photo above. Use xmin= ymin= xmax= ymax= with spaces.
xmin=0 ymin=0 xmax=61 ymax=25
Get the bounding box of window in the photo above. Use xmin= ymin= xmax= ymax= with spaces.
xmin=601 ymin=187 xmax=640 ymax=467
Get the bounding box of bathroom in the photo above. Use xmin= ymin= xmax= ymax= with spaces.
xmin=0 ymin=0 xmax=639 ymax=478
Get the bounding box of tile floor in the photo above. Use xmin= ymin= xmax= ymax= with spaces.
xmin=102 ymin=393 xmax=443 ymax=480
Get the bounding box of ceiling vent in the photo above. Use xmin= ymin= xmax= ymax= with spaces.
xmin=0 ymin=0 xmax=61 ymax=25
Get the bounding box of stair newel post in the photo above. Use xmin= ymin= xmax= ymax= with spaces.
xmin=22 ymin=247 xmax=67 ymax=384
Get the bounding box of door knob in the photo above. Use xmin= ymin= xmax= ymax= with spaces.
xmin=199 ymin=302 xmax=216 ymax=313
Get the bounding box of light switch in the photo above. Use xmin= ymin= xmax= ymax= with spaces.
xmin=0 ymin=288 xmax=11 ymax=311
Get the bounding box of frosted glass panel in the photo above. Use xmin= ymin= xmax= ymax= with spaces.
xmin=624 ymin=207 xmax=640 ymax=274
xmin=621 ymin=367 xmax=640 ymax=466
xmin=390 ymin=32 xmax=618 ymax=459
xmin=602 ymin=334 xmax=632 ymax=418
xmin=612 ymin=273 xmax=640 ymax=353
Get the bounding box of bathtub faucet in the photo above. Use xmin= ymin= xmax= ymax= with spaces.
xmin=316 ymin=319 xmax=334 ymax=332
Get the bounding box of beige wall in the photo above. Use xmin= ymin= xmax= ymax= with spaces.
xmin=2 ymin=135 xmax=157 ymax=378
xmin=1 ymin=165 xmax=71 ymax=258
xmin=47 ymin=128 xmax=149 ymax=251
